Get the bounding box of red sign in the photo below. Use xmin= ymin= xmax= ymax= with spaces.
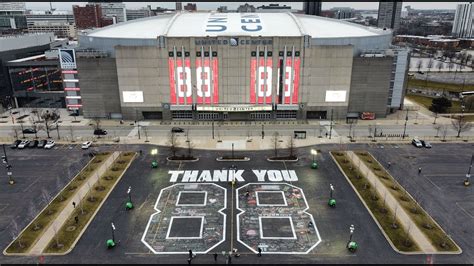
xmin=64 ymin=87 xmax=80 ymax=91
xmin=196 ymin=58 xmax=211 ymax=104
xmin=62 ymin=70 xmax=77 ymax=74
xmin=212 ymin=57 xmax=219 ymax=104
xmin=293 ymin=57 xmax=300 ymax=104
xmin=175 ymin=58 xmax=192 ymax=104
xmin=168 ymin=58 xmax=176 ymax=104
xmin=250 ymin=58 xmax=257 ymax=104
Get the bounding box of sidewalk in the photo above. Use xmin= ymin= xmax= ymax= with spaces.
xmin=346 ymin=151 xmax=436 ymax=253
xmin=28 ymin=151 xmax=119 ymax=255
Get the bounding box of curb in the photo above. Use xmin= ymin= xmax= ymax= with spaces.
xmin=2 ymin=153 xmax=112 ymax=257
xmin=44 ymin=152 xmax=137 ymax=256
xmin=166 ymin=157 xmax=199 ymax=162
xmin=266 ymin=158 xmax=299 ymax=162
xmin=216 ymin=157 xmax=250 ymax=162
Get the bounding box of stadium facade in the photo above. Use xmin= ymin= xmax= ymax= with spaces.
xmin=75 ymin=12 xmax=409 ymax=121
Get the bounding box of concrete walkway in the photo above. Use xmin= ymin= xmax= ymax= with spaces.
xmin=28 ymin=151 xmax=120 ymax=255
xmin=346 ymin=151 xmax=437 ymax=253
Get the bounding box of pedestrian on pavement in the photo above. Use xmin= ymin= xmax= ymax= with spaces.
xmin=257 ymin=247 xmax=262 ymax=257
xmin=213 ymin=252 xmax=218 ymax=262
xmin=139 ymin=149 xmax=142 ymax=156
xmin=74 ymin=216 xmax=79 ymax=224
xmin=187 ymin=258 xmax=191 ymax=264
xmin=325 ymin=132 xmax=328 ymax=138
xmin=388 ymin=161 xmax=391 ymax=168
xmin=228 ymin=254 xmax=232 ymax=264
xmin=189 ymin=249 xmax=193 ymax=259
xmin=418 ymin=167 xmax=422 ymax=174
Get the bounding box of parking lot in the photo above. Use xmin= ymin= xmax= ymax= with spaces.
xmin=0 ymin=143 xmax=472 ymax=264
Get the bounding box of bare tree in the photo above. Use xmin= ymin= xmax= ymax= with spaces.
xmin=451 ymin=115 xmax=472 ymax=138
xmin=271 ymin=132 xmax=280 ymax=157
xmin=448 ymin=61 xmax=454 ymax=72
xmin=436 ymin=61 xmax=443 ymax=72
xmin=143 ymin=126 xmax=149 ymax=142
xmin=28 ymin=203 xmax=41 ymax=231
xmin=287 ymin=136 xmax=296 ymax=158
xmin=41 ymin=189 xmax=53 ymax=214
xmin=29 ymin=117 xmax=39 ymax=139
xmin=69 ymin=126 xmax=75 ymax=142
xmin=465 ymin=95 xmax=474 ymax=112
xmin=11 ymin=127 xmax=19 ymax=140
xmin=56 ymin=176 xmax=65 ymax=202
xmin=440 ymin=124 xmax=449 ymax=141
xmin=186 ymin=138 xmax=194 ymax=158
xmin=416 ymin=60 xmax=423 ymax=72
xmin=167 ymin=132 xmax=179 ymax=158
xmin=433 ymin=124 xmax=441 ymax=138
xmin=91 ymin=117 xmax=101 ymax=130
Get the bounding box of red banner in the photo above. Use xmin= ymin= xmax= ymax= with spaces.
xmin=212 ymin=58 xmax=219 ymax=104
xmin=250 ymin=58 xmax=257 ymax=104
xmin=292 ymin=57 xmax=300 ymax=104
xmin=284 ymin=57 xmax=292 ymax=104
xmin=168 ymin=58 xmax=176 ymax=104
xmin=175 ymin=58 xmax=192 ymax=104
xmin=257 ymin=58 xmax=272 ymax=104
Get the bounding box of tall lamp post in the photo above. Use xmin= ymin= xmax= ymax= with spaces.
xmin=107 ymin=223 xmax=116 ymax=248
xmin=347 ymin=224 xmax=358 ymax=252
xmin=2 ymin=144 xmax=14 ymax=185
xmin=126 ymin=186 xmax=133 ymax=210
xmin=310 ymin=149 xmax=318 ymax=169
xmin=464 ymin=155 xmax=473 ymax=186
xmin=402 ymin=109 xmax=409 ymax=139
xmin=328 ymin=184 xmax=336 ymax=207
xmin=151 ymin=148 xmax=158 ymax=168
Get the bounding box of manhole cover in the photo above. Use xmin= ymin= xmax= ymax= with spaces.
xmin=66 ymin=226 xmax=76 ymax=232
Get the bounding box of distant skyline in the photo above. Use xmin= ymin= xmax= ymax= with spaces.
xmin=24 ymin=2 xmax=464 ymax=11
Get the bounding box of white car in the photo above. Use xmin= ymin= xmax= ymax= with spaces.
xmin=18 ymin=140 xmax=30 ymax=149
xmin=81 ymin=141 xmax=92 ymax=149
xmin=44 ymin=140 xmax=55 ymax=149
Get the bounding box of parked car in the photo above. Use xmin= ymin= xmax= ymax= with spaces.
xmin=171 ymin=127 xmax=184 ymax=133
xmin=44 ymin=140 xmax=55 ymax=149
xmin=18 ymin=140 xmax=30 ymax=149
xmin=37 ymin=139 xmax=47 ymax=148
xmin=22 ymin=128 xmax=37 ymax=134
xmin=420 ymin=140 xmax=432 ymax=148
xmin=27 ymin=140 xmax=39 ymax=148
xmin=81 ymin=141 xmax=92 ymax=149
xmin=93 ymin=129 xmax=107 ymax=135
xmin=412 ymin=138 xmax=423 ymax=148
xmin=10 ymin=140 xmax=21 ymax=149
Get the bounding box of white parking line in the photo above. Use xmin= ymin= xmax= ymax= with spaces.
xmin=422 ymin=175 xmax=442 ymax=191
xmin=455 ymin=202 xmax=474 ymax=219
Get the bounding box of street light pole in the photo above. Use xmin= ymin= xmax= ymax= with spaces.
xmin=329 ymin=109 xmax=334 ymax=139
xmin=232 ymin=143 xmax=234 ymax=159
xmin=464 ymin=154 xmax=473 ymax=186
xmin=402 ymin=109 xmax=409 ymax=139
xmin=349 ymin=224 xmax=355 ymax=243
xmin=2 ymin=144 xmax=14 ymax=185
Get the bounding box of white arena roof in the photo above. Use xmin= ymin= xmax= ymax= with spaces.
xmin=86 ymin=12 xmax=389 ymax=39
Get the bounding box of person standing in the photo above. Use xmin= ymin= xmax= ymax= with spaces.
xmin=257 ymin=247 xmax=262 ymax=257
xmin=213 ymin=253 xmax=218 ymax=262
xmin=418 ymin=167 xmax=422 ymax=174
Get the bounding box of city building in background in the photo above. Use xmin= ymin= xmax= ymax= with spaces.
xmin=175 ymin=2 xmax=182 ymax=11
xmin=126 ymin=6 xmax=154 ymax=21
xmin=73 ymin=4 xmax=112 ymax=30
xmin=217 ymin=6 xmax=228 ymax=13
xmin=0 ymin=2 xmax=27 ymax=31
xmin=303 ymin=1 xmax=322 ymax=16
xmin=27 ymin=21 xmax=76 ymax=38
xmin=237 ymin=3 xmax=256 ymax=13
xmin=452 ymin=3 xmax=473 ymax=38
xmin=0 ymin=33 xmax=55 ymax=108
xmin=184 ymin=3 xmax=197 ymax=12
xmin=89 ymin=2 xmax=127 ymax=24
xmin=256 ymin=4 xmax=295 ymax=13
xmin=330 ymin=7 xmax=354 ymax=20
xmin=6 ymin=50 xmax=65 ymax=108
xmin=377 ymin=1 xmax=403 ymax=32
xmin=26 ymin=11 xmax=74 ymax=27
xmin=0 ymin=2 xmax=26 ymax=15
xmin=76 ymin=12 xmax=407 ymax=121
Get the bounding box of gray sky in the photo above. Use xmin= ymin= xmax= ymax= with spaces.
xmin=25 ymin=2 xmax=464 ymax=11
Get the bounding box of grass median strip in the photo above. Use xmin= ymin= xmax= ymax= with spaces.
xmin=44 ymin=151 xmax=136 ymax=254
xmin=331 ymin=151 xmax=420 ymax=252
xmin=5 ymin=152 xmax=112 ymax=254
xmin=354 ymin=151 xmax=459 ymax=253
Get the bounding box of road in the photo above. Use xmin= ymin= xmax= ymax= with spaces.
xmin=0 ymin=122 xmax=471 ymax=141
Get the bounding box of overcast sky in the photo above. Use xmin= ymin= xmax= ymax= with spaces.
xmin=25 ymin=2 xmax=464 ymax=11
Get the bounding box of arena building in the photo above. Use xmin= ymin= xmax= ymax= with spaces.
xmin=74 ymin=12 xmax=410 ymax=121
